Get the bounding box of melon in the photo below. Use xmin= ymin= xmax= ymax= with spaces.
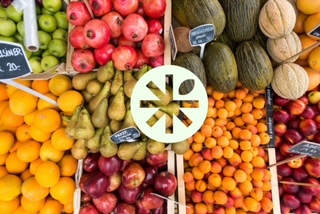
xmin=271 ymin=62 xmax=309 ymax=100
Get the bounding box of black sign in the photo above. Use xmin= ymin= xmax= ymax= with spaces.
xmin=169 ymin=25 xmax=178 ymax=61
xmin=289 ymin=141 xmax=320 ymax=158
xmin=0 ymin=41 xmax=31 ymax=79
xmin=189 ymin=24 xmax=215 ymax=47
xmin=266 ymin=85 xmax=275 ymax=147
xmin=308 ymin=24 xmax=320 ymax=39
xmin=110 ymin=126 xmax=141 ymax=144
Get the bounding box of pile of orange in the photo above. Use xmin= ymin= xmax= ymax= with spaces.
xmin=0 ymin=75 xmax=82 ymax=214
xmin=182 ymin=83 xmax=273 ymax=214
xmin=293 ymin=0 xmax=320 ymax=91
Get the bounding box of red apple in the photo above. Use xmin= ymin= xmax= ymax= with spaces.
xmin=274 ymin=123 xmax=287 ymax=136
xmin=93 ymin=192 xmax=118 ymax=213
xmin=314 ymin=115 xmax=320 ymax=128
xmin=98 ymin=155 xmax=123 ymax=176
xmin=299 ymin=118 xmax=318 ymax=136
xmin=301 ymin=106 xmax=316 ymax=119
xmin=305 ymin=158 xmax=320 ymax=178
xmin=274 ymin=95 xmax=291 ymax=107
xmin=122 ymin=162 xmax=146 ymax=189
xmin=280 ymin=204 xmax=291 ymax=214
xmin=274 ymin=109 xmax=291 ymax=123
xmin=135 ymin=199 xmax=151 ymax=214
xmin=79 ymin=173 xmax=90 ymax=193
xmin=287 ymin=117 xmax=301 ymax=129
xmin=140 ymin=187 xmax=165 ymax=210
xmin=282 ymin=193 xmax=301 ymax=209
xmin=313 ymin=131 xmax=320 ymax=143
xmin=153 ymin=200 xmax=167 ymax=214
xmin=114 ymin=202 xmax=136 ymax=214
xmin=143 ymin=166 xmax=158 ymax=186
xmin=282 ymin=177 xmax=300 ymax=194
xmin=81 ymin=192 xmax=92 ymax=203
xmin=288 ymin=100 xmax=306 ymax=115
xmin=284 ymin=129 xmax=304 ymax=144
xmin=299 ymin=94 xmax=309 ymax=105
xmin=146 ymin=150 xmax=168 ymax=167
xmin=275 ymin=136 xmax=283 ymax=149
xmin=154 ymin=171 xmax=177 ymax=197
xmin=302 ymin=178 xmax=320 ymax=195
xmin=277 ymin=163 xmax=292 ymax=177
xmin=276 ymin=149 xmax=285 ymax=161
xmin=292 ymin=167 xmax=309 ymax=182
xmin=106 ymin=172 xmax=121 ymax=192
xmin=120 ymin=160 xmax=133 ymax=171
xmin=79 ymin=202 xmax=100 ymax=214
xmin=309 ymin=197 xmax=320 ymax=212
xmin=83 ymin=171 xmax=110 ymax=198
xmin=295 ymin=204 xmax=312 ymax=214
xmin=83 ymin=152 xmax=101 ymax=173
xmin=118 ymin=183 xmax=142 ymax=204
xmin=297 ymin=190 xmax=313 ymax=204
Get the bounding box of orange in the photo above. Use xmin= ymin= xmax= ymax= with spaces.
xmin=294 ymin=12 xmax=309 ymax=34
xmin=5 ymin=152 xmax=29 ymax=174
xmin=0 ymin=83 xmax=8 ymax=102
xmin=0 ymin=174 xmax=21 ymax=201
xmin=21 ymin=176 xmax=49 ymax=202
xmin=37 ymin=93 xmax=59 ymax=111
xmin=31 ymin=80 xmax=50 ymax=94
xmin=63 ymin=202 xmax=74 ymax=214
xmin=57 ymin=154 xmax=77 ymax=177
xmin=297 ymin=0 xmax=320 ymax=14
xmin=0 ymin=197 xmax=20 ymax=213
xmin=20 ymin=169 xmax=33 ymax=181
xmin=6 ymin=79 xmax=32 ymax=97
xmin=0 ymin=105 xmax=24 ymax=127
xmin=308 ymin=46 xmax=320 ymax=72
xmin=9 ymin=90 xmax=38 ymax=116
xmin=51 ymin=127 xmax=75 ymax=151
xmin=16 ymin=124 xmax=32 ymax=142
xmin=16 ymin=140 xmax=41 ymax=162
xmin=31 ymin=108 xmax=61 ymax=133
xmin=13 ymin=205 xmax=35 ymax=214
xmin=21 ymin=195 xmax=45 ymax=213
xmin=50 ymin=177 xmax=76 ymax=204
xmin=48 ymin=75 xmax=73 ymax=96
xmin=298 ymin=34 xmax=318 ymax=59
xmin=24 ymin=110 xmax=39 ymax=126
xmin=0 ymin=131 xmax=15 ymax=155
xmin=29 ymin=125 xmax=52 ymax=142
xmin=30 ymin=158 xmax=44 ymax=175
xmin=0 ymin=153 xmax=8 ymax=166
xmin=35 ymin=161 xmax=60 ymax=188
xmin=40 ymin=140 xmax=64 ymax=162
xmin=305 ymin=66 xmax=320 ymax=91
xmin=57 ymin=90 xmax=84 ymax=115
xmin=0 ymin=166 xmax=8 ymax=178
xmin=39 ymin=198 xmax=63 ymax=214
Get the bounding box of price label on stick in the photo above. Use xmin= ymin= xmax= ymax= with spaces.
xmin=189 ymin=24 xmax=215 ymax=59
xmin=0 ymin=41 xmax=31 ymax=79
xmin=289 ymin=140 xmax=320 ymax=158
xmin=110 ymin=127 xmax=141 ymax=144
xmin=308 ymin=24 xmax=320 ymax=40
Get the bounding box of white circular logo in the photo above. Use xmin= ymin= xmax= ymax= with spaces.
xmin=131 ymin=65 xmax=208 ymax=143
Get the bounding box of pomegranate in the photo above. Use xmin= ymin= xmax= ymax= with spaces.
xmin=67 ymin=2 xmax=92 ymax=26
xmin=111 ymin=46 xmax=138 ymax=71
xmin=118 ymin=35 xmax=137 ymax=47
xmin=135 ymin=50 xmax=150 ymax=68
xmin=113 ymin=0 xmax=139 ymax=16
xmin=141 ymin=33 xmax=165 ymax=57
xmin=88 ymin=0 xmax=112 ymax=17
xmin=143 ymin=0 xmax=166 ymax=19
xmin=72 ymin=49 xmax=96 ymax=73
xmin=83 ymin=19 xmax=111 ymax=49
xmin=147 ymin=19 xmax=163 ymax=34
xmin=122 ymin=13 xmax=148 ymax=42
xmin=150 ymin=55 xmax=164 ymax=68
xmin=94 ymin=43 xmax=115 ymax=66
xmin=69 ymin=26 xmax=91 ymax=49
xmin=101 ymin=11 xmax=124 ymax=38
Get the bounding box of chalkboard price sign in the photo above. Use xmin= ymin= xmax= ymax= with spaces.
xmin=308 ymin=24 xmax=320 ymax=39
xmin=0 ymin=41 xmax=31 ymax=80
xmin=189 ymin=24 xmax=215 ymax=47
xmin=289 ymin=141 xmax=320 ymax=158
xmin=110 ymin=126 xmax=141 ymax=144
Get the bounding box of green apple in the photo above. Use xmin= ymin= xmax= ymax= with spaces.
xmin=42 ymin=50 xmax=51 ymax=57
xmin=54 ymin=11 xmax=68 ymax=30
xmin=5 ymin=5 xmax=23 ymax=23
xmin=48 ymin=39 xmax=67 ymax=57
xmin=23 ymin=47 xmax=32 ymax=59
xmin=41 ymin=55 xmax=60 ymax=71
xmin=38 ymin=14 xmax=58 ymax=33
xmin=41 ymin=7 xmax=55 ymax=15
xmin=17 ymin=21 xmax=24 ymax=37
xmin=0 ymin=6 xmax=7 ymax=18
xmin=0 ymin=35 xmax=17 ymax=43
xmin=52 ymin=28 xmax=67 ymax=41
xmin=42 ymin=0 xmax=62 ymax=13
xmin=36 ymin=5 xmax=41 ymax=15
xmin=0 ymin=18 xmax=16 ymax=36
xmin=38 ymin=30 xmax=52 ymax=50
xmin=29 ymin=56 xmax=44 ymax=74
xmin=31 ymin=48 xmax=43 ymax=56
xmin=14 ymin=32 xmax=23 ymax=43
